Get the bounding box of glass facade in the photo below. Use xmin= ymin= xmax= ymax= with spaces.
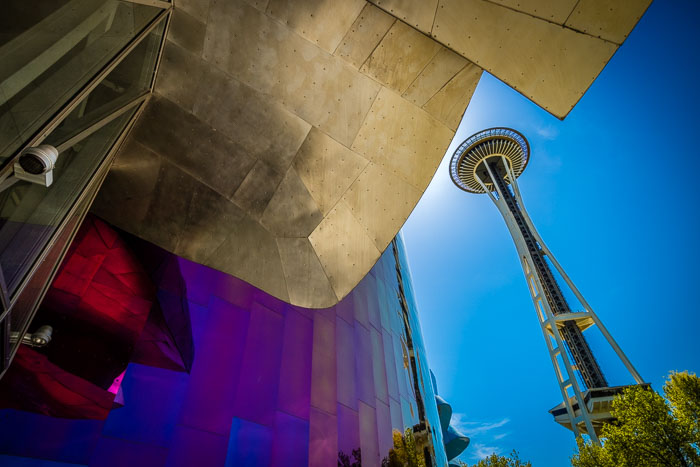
xmin=0 ymin=217 xmax=448 ymax=466
xmin=0 ymin=0 xmax=171 ymax=375
xmin=0 ymin=0 xmax=161 ymax=162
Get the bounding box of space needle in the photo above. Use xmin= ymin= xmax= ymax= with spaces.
xmin=449 ymin=128 xmax=645 ymax=443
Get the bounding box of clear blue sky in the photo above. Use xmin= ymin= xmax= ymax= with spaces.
xmin=402 ymin=1 xmax=700 ymax=465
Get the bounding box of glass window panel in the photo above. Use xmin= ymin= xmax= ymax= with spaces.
xmin=0 ymin=107 xmax=136 ymax=295
xmin=4 ymin=187 xmax=93 ymax=366
xmin=45 ymin=19 xmax=165 ymax=147
xmin=0 ymin=0 xmax=162 ymax=163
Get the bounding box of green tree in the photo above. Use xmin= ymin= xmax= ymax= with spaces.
xmin=571 ymin=371 xmax=700 ymax=467
xmin=455 ymin=450 xmax=531 ymax=467
xmin=382 ymin=428 xmax=425 ymax=467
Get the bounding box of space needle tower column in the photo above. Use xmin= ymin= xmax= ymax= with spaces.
xmin=449 ymin=128 xmax=645 ymax=444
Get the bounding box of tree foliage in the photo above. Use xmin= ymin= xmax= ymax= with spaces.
xmin=455 ymin=450 xmax=531 ymax=467
xmin=382 ymin=428 xmax=425 ymax=467
xmin=571 ymin=371 xmax=700 ymax=467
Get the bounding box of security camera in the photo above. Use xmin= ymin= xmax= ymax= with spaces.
xmin=9 ymin=325 xmax=53 ymax=348
xmin=14 ymin=144 xmax=59 ymax=187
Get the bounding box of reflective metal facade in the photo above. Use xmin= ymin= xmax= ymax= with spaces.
xmin=0 ymin=218 xmax=448 ymax=466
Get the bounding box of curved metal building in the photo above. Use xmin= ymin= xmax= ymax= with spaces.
xmin=0 ymin=0 xmax=650 ymax=464
xmin=0 ymin=216 xmax=468 ymax=466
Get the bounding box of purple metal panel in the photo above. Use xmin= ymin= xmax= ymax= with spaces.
xmin=308 ymin=407 xmax=337 ymax=467
xmin=364 ymin=279 xmax=381 ymax=331
xmin=309 ymin=314 xmax=336 ymax=415
xmin=381 ymin=329 xmax=400 ymax=400
xmin=225 ymin=417 xmax=273 ymax=467
xmin=269 ymin=411 xmax=309 ymax=467
xmin=335 ymin=292 xmax=354 ymax=325
xmin=0 ymin=227 xmax=448 ymax=465
xmin=376 ymin=279 xmax=391 ymax=331
xmin=212 ymin=272 xmax=256 ymax=311
xmin=336 ymin=403 xmax=360 ymax=462
xmin=179 ymin=296 xmax=250 ymax=435
xmin=0 ymin=455 xmax=82 ymax=466
xmin=0 ymin=410 xmax=101 ymax=465
xmin=101 ymin=364 xmax=187 ymax=447
xmin=176 ymin=258 xmax=216 ymax=307
xmin=335 ymin=316 xmax=357 ymax=411
xmin=388 ymin=396 xmax=403 ymax=431
xmin=375 ymin=398 xmax=393 ymax=458
xmin=351 ymin=279 xmax=370 ymax=328
xmin=89 ymin=436 xmax=168 ymax=467
xmin=253 ymin=288 xmax=286 ymax=315
xmin=277 ymin=308 xmax=313 ymax=421
xmin=165 ymin=425 xmax=228 ymax=467
xmin=358 ymin=401 xmax=380 ymax=467
xmin=370 ymin=328 xmax=389 ymax=405
xmin=353 ymin=323 xmax=375 ymax=407
xmin=233 ymin=302 xmax=285 ymax=427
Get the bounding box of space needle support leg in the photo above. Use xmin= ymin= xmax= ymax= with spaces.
xmin=480 ymin=162 xmax=600 ymax=443
xmin=505 ymin=166 xmax=644 ymax=385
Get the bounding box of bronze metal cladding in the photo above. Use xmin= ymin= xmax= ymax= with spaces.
xmin=93 ymin=0 xmax=650 ymax=307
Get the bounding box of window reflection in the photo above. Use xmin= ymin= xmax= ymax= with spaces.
xmin=0 ymin=110 xmax=135 ymax=294
xmin=0 ymin=14 xmax=165 ymax=297
xmin=0 ymin=0 xmax=161 ymax=162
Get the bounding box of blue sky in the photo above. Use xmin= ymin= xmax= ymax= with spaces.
xmin=402 ymin=1 xmax=700 ymax=465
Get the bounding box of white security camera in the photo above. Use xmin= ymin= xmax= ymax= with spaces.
xmin=14 ymin=144 xmax=59 ymax=187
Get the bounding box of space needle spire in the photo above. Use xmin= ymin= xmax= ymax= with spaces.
xmin=449 ymin=128 xmax=645 ymax=443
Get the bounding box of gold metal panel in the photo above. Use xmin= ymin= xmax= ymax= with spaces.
xmin=487 ymin=0 xmax=578 ymax=24
xmin=175 ymin=183 xmax=246 ymax=262
xmin=276 ymin=237 xmax=337 ymax=308
xmin=266 ymin=0 xmax=365 ymax=53
xmin=565 ymin=0 xmax=652 ymax=44
xmin=351 ymin=87 xmax=453 ymax=190
xmin=334 ymin=3 xmax=396 ymax=70
xmin=361 ymin=21 xmax=441 ymax=94
xmin=205 ymin=213 xmax=290 ymax=302
xmin=309 ymin=201 xmax=380 ymax=300
xmin=132 ymin=96 xmax=256 ymax=199
xmin=176 ymin=0 xmax=211 ymax=23
xmin=155 ymin=40 xmax=203 ymax=112
xmin=292 ymin=128 xmax=369 ymax=215
xmin=137 ymin=159 xmax=198 ymax=254
xmin=401 ymin=47 xmax=467 ymax=107
xmin=168 ymin=8 xmax=207 ymax=55
xmin=368 ymin=0 xmax=438 ymax=34
xmin=189 ymin=56 xmax=312 ymax=173
xmin=203 ymin=0 xmax=380 ymax=146
xmin=422 ymin=62 xmax=482 ymax=130
xmin=432 ymin=0 xmax=617 ymax=118
xmin=91 ymin=138 xmax=160 ymax=235
xmin=260 ymin=167 xmax=324 ymax=238
xmin=243 ymin=0 xmax=270 ymax=12
xmin=342 ymin=163 xmax=422 ymax=251
xmin=231 ymin=160 xmax=284 ymax=221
